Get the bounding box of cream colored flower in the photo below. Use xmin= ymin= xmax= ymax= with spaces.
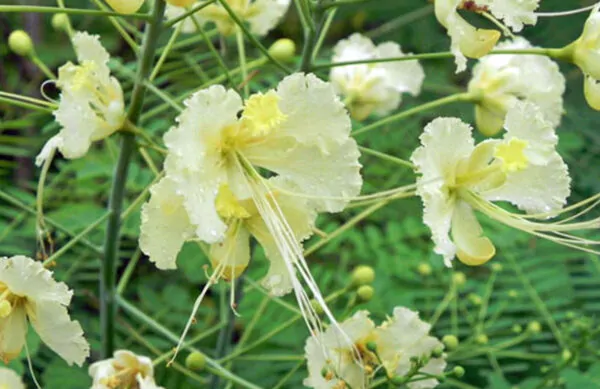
xmin=170 ymin=0 xmax=290 ymax=35
xmin=140 ymin=73 xmax=361 ymax=361
xmin=36 ymin=31 xmax=125 ymax=166
xmin=165 ymin=1 xmax=204 ymax=33
xmin=468 ymin=37 xmax=565 ymax=136
xmin=0 ymin=255 xmax=89 ymax=365
xmin=105 ymin=0 xmax=145 ymax=14
xmin=571 ymin=4 xmax=600 ymax=110
xmin=412 ymin=101 xmax=572 ymax=266
xmin=304 ymin=311 xmax=377 ymax=389
xmin=434 ymin=0 xmax=501 ymax=72
xmin=376 ymin=308 xmax=446 ymax=389
xmin=89 ymin=350 xmax=164 ymax=389
xmin=0 ymin=367 xmax=25 ymax=389
xmin=330 ymin=33 xmax=425 ymax=120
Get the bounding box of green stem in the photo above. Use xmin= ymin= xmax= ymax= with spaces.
xmin=31 ymin=54 xmax=56 ymax=79
xmin=163 ymin=0 xmax=216 ymax=29
xmin=352 ymin=92 xmax=475 ymax=137
xmin=320 ymin=0 xmax=376 ymax=10
xmin=0 ymin=5 xmax=152 ymax=19
xmin=0 ymin=96 xmax=54 ymax=113
xmin=149 ymin=23 xmax=182 ymax=81
xmin=100 ymin=0 xmax=166 ymax=358
xmin=299 ymin=1 xmax=318 ymax=72
xmin=236 ymin=27 xmax=249 ymax=97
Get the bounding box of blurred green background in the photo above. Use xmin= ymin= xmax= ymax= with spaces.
xmin=1 ymin=0 xmax=600 ymax=388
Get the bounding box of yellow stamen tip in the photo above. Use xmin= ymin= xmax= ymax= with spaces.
xmin=215 ymin=184 xmax=251 ymax=220
xmin=495 ymin=138 xmax=529 ymax=172
xmin=0 ymin=300 xmax=12 ymax=318
xmin=241 ymin=91 xmax=287 ymax=136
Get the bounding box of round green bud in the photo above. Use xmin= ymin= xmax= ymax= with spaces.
xmin=491 ymin=263 xmax=503 ymax=272
xmin=390 ymin=375 xmax=407 ymax=385
xmin=565 ymin=311 xmax=575 ymax=320
xmin=356 ymin=285 xmax=374 ymax=303
xmin=453 ymin=366 xmax=465 ymax=378
xmin=561 ymin=349 xmax=572 ymax=361
xmin=431 ymin=346 xmax=444 ymax=358
xmin=452 ymin=272 xmax=466 ymax=286
xmin=351 ymin=265 xmax=375 ymax=286
xmin=365 ymin=341 xmax=377 ymax=353
xmin=442 ymin=335 xmax=459 ymax=351
xmin=268 ymin=38 xmax=296 ymax=63
xmin=321 ymin=367 xmax=329 ymax=378
xmin=475 ymin=334 xmax=488 ymax=345
xmin=540 ymin=365 xmax=550 ymax=373
xmin=8 ymin=30 xmax=34 ymax=57
xmin=468 ymin=293 xmax=482 ymax=306
xmin=512 ymin=324 xmax=523 ymax=333
xmin=527 ymin=321 xmax=542 ymax=334
xmin=417 ymin=263 xmax=432 ymax=276
xmin=185 ymin=352 xmax=206 ymax=371
xmin=508 ymin=289 xmax=519 ymax=298
xmin=51 ymin=13 xmax=70 ymax=32
xmin=310 ymin=299 xmax=324 ymax=315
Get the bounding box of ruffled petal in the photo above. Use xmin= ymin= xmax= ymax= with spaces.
xmin=275 ymin=73 xmax=352 ymax=153
xmin=482 ymin=0 xmax=540 ymax=32
xmin=0 ymin=306 xmax=27 ymax=363
xmin=140 ymin=177 xmax=196 ymax=270
xmin=483 ymin=154 xmax=571 ymax=215
xmin=27 ymin=300 xmax=90 ymax=366
xmin=247 ymin=0 xmax=290 ymax=36
xmin=451 ymin=200 xmax=495 ymax=266
xmin=574 ymin=5 xmax=600 ymax=80
xmin=584 ymin=76 xmax=600 ymax=110
xmin=244 ymin=137 xmax=362 ymax=213
xmin=72 ymin=31 xmax=110 ymax=81
xmin=0 ymin=255 xmax=72 ymax=305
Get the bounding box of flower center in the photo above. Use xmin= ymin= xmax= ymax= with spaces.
xmin=215 ymin=184 xmax=251 ymax=220
xmin=494 ymin=138 xmax=529 ymax=172
xmin=0 ymin=283 xmax=22 ymax=319
xmin=241 ymin=91 xmax=287 ymax=137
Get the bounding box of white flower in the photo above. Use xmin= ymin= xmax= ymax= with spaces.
xmin=89 ymin=350 xmax=164 ymax=389
xmin=170 ymin=0 xmax=290 ymax=35
xmin=140 ymin=73 xmax=361 ymax=361
xmin=0 ymin=255 xmax=90 ymax=365
xmin=468 ymin=37 xmax=565 ymax=136
xmin=105 ymin=0 xmax=145 ymax=14
xmin=376 ymin=308 xmax=446 ymax=389
xmin=478 ymin=0 xmax=540 ymax=32
xmin=36 ymin=31 xmax=125 ymax=166
xmin=572 ymin=4 xmax=600 ymax=110
xmin=411 ymin=101 xmax=572 ymax=266
xmin=0 ymin=367 xmax=25 ymax=389
xmin=330 ymin=33 xmax=425 ymax=120
xmin=165 ymin=1 xmax=204 ymax=33
xmin=434 ymin=0 xmax=501 ymax=72
xmin=304 ymin=311 xmax=377 ymax=389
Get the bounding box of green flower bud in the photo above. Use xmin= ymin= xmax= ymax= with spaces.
xmin=452 ymin=272 xmax=466 ymax=286
xmin=562 ymin=349 xmax=572 ymax=361
xmin=453 ymin=366 xmax=465 ymax=378
xmin=351 ymin=265 xmax=375 ymax=286
xmin=512 ymin=324 xmax=523 ymax=333
xmin=468 ymin=293 xmax=482 ymax=306
xmin=390 ymin=375 xmax=407 ymax=385
xmin=268 ymin=38 xmax=296 ymax=63
xmin=527 ymin=321 xmax=542 ymax=334
xmin=431 ymin=346 xmax=444 ymax=358
xmin=508 ymin=289 xmax=519 ymax=298
xmin=491 ymin=263 xmax=503 ymax=272
xmin=8 ymin=30 xmax=34 ymax=57
xmin=417 ymin=263 xmax=432 ymax=276
xmin=356 ymin=285 xmax=374 ymax=303
xmin=51 ymin=13 xmax=70 ymax=32
xmin=185 ymin=351 xmax=206 ymax=371
xmin=310 ymin=299 xmax=324 ymax=315
xmin=365 ymin=341 xmax=377 ymax=353
xmin=442 ymin=335 xmax=459 ymax=351
xmin=475 ymin=334 xmax=488 ymax=345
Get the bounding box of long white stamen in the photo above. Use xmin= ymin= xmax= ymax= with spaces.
xmin=536 ymin=2 xmax=600 ymax=17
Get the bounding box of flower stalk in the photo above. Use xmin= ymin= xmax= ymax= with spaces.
xmin=101 ymin=0 xmax=165 ymax=358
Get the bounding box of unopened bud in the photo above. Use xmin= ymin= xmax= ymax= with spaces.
xmin=512 ymin=324 xmax=523 ymax=333
xmin=562 ymin=349 xmax=572 ymax=361
xmin=365 ymin=341 xmax=377 ymax=353
xmin=417 ymin=263 xmax=432 ymax=276
xmin=390 ymin=375 xmax=407 ymax=385
xmin=0 ymin=300 xmax=12 ymax=318
xmin=475 ymin=334 xmax=488 ymax=345
xmin=468 ymin=293 xmax=482 ymax=306
xmin=351 ymin=265 xmax=375 ymax=286
xmin=268 ymin=38 xmax=296 ymax=62
xmin=8 ymin=30 xmax=34 ymax=57
xmin=356 ymin=285 xmax=374 ymax=303
xmin=431 ymin=346 xmax=444 ymax=358
xmin=442 ymin=335 xmax=459 ymax=351
xmin=51 ymin=14 xmax=70 ymax=32
xmin=310 ymin=299 xmax=324 ymax=315
xmin=508 ymin=289 xmax=519 ymax=298
xmin=185 ymin=351 xmax=206 ymax=371
xmin=452 ymin=272 xmax=466 ymax=286
xmin=453 ymin=366 xmax=465 ymax=378
xmin=527 ymin=321 xmax=542 ymax=334
xmin=491 ymin=263 xmax=503 ymax=272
